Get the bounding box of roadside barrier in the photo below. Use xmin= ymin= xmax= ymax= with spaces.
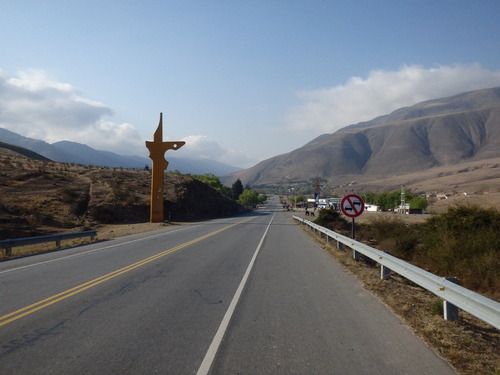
xmin=293 ymin=215 xmax=500 ymax=330
xmin=0 ymin=230 xmax=97 ymax=257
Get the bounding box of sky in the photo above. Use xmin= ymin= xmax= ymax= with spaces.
xmin=1 ymin=1 xmax=500 ymax=168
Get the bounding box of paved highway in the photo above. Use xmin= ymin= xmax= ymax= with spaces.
xmin=0 ymin=196 xmax=455 ymax=374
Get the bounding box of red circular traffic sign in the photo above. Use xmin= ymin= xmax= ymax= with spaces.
xmin=341 ymin=194 xmax=365 ymax=218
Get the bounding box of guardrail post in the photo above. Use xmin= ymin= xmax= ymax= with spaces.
xmin=336 ymin=241 xmax=344 ymax=250
xmin=381 ymin=264 xmax=391 ymax=279
xmin=443 ymin=277 xmax=459 ymax=321
xmin=380 ymin=252 xmax=392 ymax=279
xmin=6 ymin=247 xmax=12 ymax=257
xmin=352 ymin=249 xmax=360 ymax=260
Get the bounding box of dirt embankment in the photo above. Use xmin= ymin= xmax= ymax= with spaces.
xmin=0 ymin=149 xmax=242 ymax=240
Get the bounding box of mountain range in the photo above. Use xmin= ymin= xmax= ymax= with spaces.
xmin=0 ymin=128 xmax=241 ymax=176
xmin=225 ymin=87 xmax=500 ymax=192
xmin=3 ymin=86 xmax=500 ymax=193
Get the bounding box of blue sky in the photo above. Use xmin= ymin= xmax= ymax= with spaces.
xmin=1 ymin=1 xmax=500 ymax=168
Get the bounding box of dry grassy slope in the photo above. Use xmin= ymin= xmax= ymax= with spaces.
xmin=0 ymin=148 xmax=242 ymax=239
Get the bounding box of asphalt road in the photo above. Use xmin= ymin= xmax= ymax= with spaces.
xmin=0 ymin=196 xmax=456 ymax=374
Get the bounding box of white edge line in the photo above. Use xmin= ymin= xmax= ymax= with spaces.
xmin=196 ymin=213 xmax=275 ymax=375
xmin=0 ymin=217 xmax=251 ymax=274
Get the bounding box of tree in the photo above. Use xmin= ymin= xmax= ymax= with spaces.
xmin=232 ymin=179 xmax=244 ymax=200
xmin=409 ymin=196 xmax=428 ymax=210
xmin=238 ymin=189 xmax=259 ymax=207
xmin=258 ymin=194 xmax=268 ymax=204
xmin=363 ymin=191 xmax=377 ymax=204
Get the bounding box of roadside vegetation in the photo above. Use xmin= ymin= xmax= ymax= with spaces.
xmin=314 ymin=204 xmax=499 ymax=301
xmin=190 ymin=173 xmax=233 ymax=198
xmin=0 ymin=150 xmax=249 ymax=244
xmin=191 ymin=175 xmax=266 ymax=208
xmin=308 ymin=204 xmax=500 ymax=375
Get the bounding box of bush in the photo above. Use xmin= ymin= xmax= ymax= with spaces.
xmin=363 ymin=216 xmax=419 ymax=260
xmin=336 ymin=205 xmax=499 ymax=299
xmin=418 ymin=205 xmax=500 ymax=297
xmin=60 ymin=188 xmax=79 ymax=203
xmin=313 ymin=208 xmax=349 ymax=232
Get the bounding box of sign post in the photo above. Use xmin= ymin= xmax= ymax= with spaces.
xmin=340 ymin=194 xmax=365 ymax=239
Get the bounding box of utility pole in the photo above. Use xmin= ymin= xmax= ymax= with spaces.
xmin=400 ymin=185 xmax=406 ymax=215
xmin=313 ymin=176 xmax=322 ymax=205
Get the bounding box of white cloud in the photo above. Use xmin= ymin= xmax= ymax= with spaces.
xmin=286 ymin=64 xmax=500 ymax=135
xmin=176 ymin=134 xmax=256 ymax=168
xmin=0 ymin=69 xmax=255 ymax=166
xmin=63 ymin=121 xmax=145 ymax=156
xmin=0 ymin=69 xmax=144 ymax=155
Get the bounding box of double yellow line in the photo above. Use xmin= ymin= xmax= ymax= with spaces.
xmin=0 ymin=218 xmax=253 ymax=327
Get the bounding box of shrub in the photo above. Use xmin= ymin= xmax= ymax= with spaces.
xmin=313 ymin=208 xmax=349 ymax=232
xmin=60 ymin=188 xmax=80 ymax=203
xmin=418 ymin=205 xmax=500 ymax=297
xmin=395 ymin=229 xmax=419 ymax=260
xmin=364 ymin=216 xmax=419 ymax=260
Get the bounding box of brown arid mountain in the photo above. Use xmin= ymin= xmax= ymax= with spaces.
xmin=226 ymin=87 xmax=500 ymax=198
xmin=0 ymin=147 xmax=243 ymax=240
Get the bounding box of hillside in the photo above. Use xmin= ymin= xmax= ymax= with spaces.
xmin=0 ymin=146 xmax=243 ymax=240
xmin=0 ymin=127 xmax=241 ymax=175
xmin=226 ymin=87 xmax=500 ymax=194
xmin=0 ymin=142 xmax=51 ymax=161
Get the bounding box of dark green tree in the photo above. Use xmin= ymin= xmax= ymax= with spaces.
xmin=363 ymin=191 xmax=377 ymax=204
xmin=232 ymin=179 xmax=244 ymax=200
xmin=409 ymin=196 xmax=428 ymax=210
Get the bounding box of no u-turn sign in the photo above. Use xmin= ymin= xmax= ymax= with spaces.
xmin=341 ymin=194 xmax=365 ymax=218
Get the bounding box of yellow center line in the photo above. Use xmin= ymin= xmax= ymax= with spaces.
xmin=0 ymin=217 xmax=255 ymax=327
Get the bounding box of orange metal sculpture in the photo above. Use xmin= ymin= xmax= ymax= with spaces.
xmin=145 ymin=113 xmax=185 ymax=222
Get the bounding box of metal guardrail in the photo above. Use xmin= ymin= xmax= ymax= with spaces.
xmin=293 ymin=215 xmax=500 ymax=330
xmin=0 ymin=230 xmax=97 ymax=257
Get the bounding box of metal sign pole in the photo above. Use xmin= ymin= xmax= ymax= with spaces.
xmin=352 ymin=217 xmax=355 ymax=239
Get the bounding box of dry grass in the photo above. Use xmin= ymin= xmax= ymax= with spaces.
xmin=0 ymin=148 xmax=241 ymax=242
xmin=0 ymin=236 xmax=97 ymax=259
xmin=299 ymin=223 xmax=500 ymax=375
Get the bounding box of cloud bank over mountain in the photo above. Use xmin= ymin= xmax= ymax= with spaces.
xmin=0 ymin=69 xmax=143 ymax=156
xmin=2 ymin=64 xmax=500 ymax=168
xmin=0 ymin=69 xmax=253 ymax=166
xmin=286 ymin=64 xmax=500 ymax=135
